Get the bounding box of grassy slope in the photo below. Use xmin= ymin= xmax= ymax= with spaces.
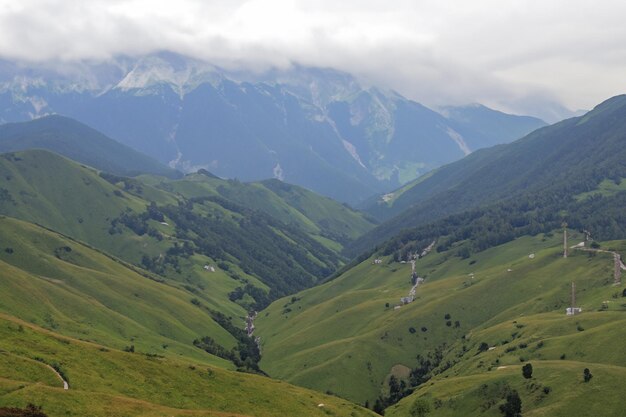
xmin=256 ymin=230 xmax=626 ymax=411
xmin=0 ymin=216 xmax=235 ymax=366
xmin=0 ymin=150 xmax=249 ymax=318
xmin=141 ymin=173 xmax=376 ymax=252
xmin=0 ymin=314 xmax=376 ymax=417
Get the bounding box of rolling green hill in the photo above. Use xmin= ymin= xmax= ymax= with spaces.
xmin=0 ymin=149 xmax=360 ymax=307
xmin=354 ymin=95 xmax=626 ymax=255
xmin=0 ymin=215 xmax=235 ymax=366
xmin=0 ymin=313 xmax=376 ymax=417
xmin=0 ymin=116 xmax=180 ymax=178
xmin=256 ymin=230 xmax=626 ymax=414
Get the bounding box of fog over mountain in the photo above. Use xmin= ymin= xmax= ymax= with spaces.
xmin=1 ymin=1 xmax=623 ymax=121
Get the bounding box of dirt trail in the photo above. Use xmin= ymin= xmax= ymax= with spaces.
xmin=45 ymin=364 xmax=68 ymax=390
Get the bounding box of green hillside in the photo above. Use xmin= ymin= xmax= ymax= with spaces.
xmin=256 ymin=230 xmax=626 ymax=414
xmin=0 ymin=215 xmax=237 ymax=366
xmin=0 ymin=149 xmax=352 ymax=309
xmin=141 ymin=172 xmax=376 ymax=252
xmin=0 ymin=115 xmax=180 ymax=178
xmin=354 ymin=95 xmax=626 ymax=254
xmin=0 ymin=313 xmax=375 ymax=417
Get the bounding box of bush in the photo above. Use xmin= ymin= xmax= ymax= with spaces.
xmin=410 ymin=398 xmax=431 ymax=417
xmin=499 ymin=390 xmax=522 ymax=417
xmin=478 ymin=342 xmax=489 ymax=352
xmin=583 ymin=368 xmax=593 ymax=382
xmin=522 ymin=363 xmax=533 ymax=379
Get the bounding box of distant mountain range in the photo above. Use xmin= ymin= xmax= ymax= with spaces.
xmin=0 ymin=53 xmax=546 ymax=203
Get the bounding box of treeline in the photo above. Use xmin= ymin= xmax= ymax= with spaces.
xmin=381 ymin=186 xmax=626 ymax=260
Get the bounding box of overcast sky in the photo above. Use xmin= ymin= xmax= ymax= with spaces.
xmin=0 ymin=0 xmax=625 ymax=120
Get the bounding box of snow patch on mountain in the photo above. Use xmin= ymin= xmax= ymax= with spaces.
xmin=444 ymin=126 xmax=471 ymax=156
xmin=115 ymin=56 xmax=222 ymax=98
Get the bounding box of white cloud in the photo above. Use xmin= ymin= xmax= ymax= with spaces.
xmin=0 ymin=0 xmax=625 ymax=117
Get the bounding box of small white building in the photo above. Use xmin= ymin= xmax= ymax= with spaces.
xmin=566 ymin=307 xmax=582 ymax=315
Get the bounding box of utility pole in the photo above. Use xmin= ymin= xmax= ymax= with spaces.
xmin=563 ymin=223 xmax=568 ymax=258
xmin=571 ymin=282 xmax=576 ymax=310
xmin=615 ymin=253 xmax=622 ymax=285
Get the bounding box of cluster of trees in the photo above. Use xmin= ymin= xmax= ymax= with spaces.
xmin=372 ymin=345 xmax=446 ymax=413
xmin=109 ymin=203 xmax=164 ymax=239
xmin=111 ymin=195 xmax=343 ymax=300
xmin=159 ymin=196 xmax=339 ymax=298
xmin=228 ymin=283 xmax=271 ymax=310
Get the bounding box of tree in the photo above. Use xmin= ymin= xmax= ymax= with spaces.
xmin=499 ymin=390 xmax=522 ymax=417
xmin=410 ymin=398 xmax=431 ymax=417
xmin=522 ymin=363 xmax=533 ymax=379
xmin=583 ymin=368 xmax=593 ymax=382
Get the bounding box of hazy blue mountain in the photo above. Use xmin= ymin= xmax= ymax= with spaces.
xmin=0 ymin=54 xmax=546 ymax=203
xmin=0 ymin=115 xmax=180 ymax=178
xmin=439 ymin=103 xmax=547 ymax=150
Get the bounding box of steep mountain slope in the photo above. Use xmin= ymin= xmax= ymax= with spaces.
xmin=355 ymin=94 xmax=626 ymax=253
xmin=0 ymin=115 xmax=179 ymax=178
xmin=256 ymin=231 xmax=626 ymax=414
xmin=0 ymin=54 xmax=545 ymax=203
xmin=0 ymin=313 xmax=375 ymax=417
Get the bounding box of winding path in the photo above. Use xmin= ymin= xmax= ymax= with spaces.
xmin=45 ymin=364 xmax=69 ymax=390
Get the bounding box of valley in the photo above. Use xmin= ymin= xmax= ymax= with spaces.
xmin=0 ymin=44 xmax=624 ymax=417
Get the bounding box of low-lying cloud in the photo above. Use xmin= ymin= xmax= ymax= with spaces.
xmin=1 ymin=0 xmax=625 ymax=120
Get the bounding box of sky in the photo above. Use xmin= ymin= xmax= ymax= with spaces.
xmin=0 ymin=0 xmax=625 ymax=120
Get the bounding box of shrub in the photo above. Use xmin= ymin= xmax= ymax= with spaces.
xmin=410 ymin=398 xmax=431 ymax=417
xmin=499 ymin=390 xmax=522 ymax=417
xmin=522 ymin=363 xmax=533 ymax=379
xmin=583 ymin=368 xmax=593 ymax=382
